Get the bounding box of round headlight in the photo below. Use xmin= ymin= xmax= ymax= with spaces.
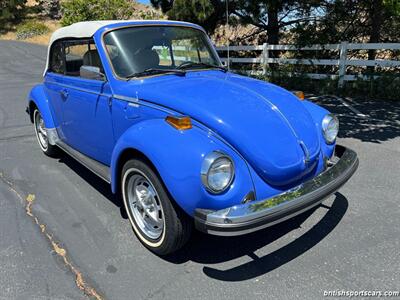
xmin=322 ymin=114 xmax=339 ymax=144
xmin=201 ymin=151 xmax=234 ymax=194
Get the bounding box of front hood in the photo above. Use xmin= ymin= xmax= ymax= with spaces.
xmin=127 ymin=71 xmax=320 ymax=186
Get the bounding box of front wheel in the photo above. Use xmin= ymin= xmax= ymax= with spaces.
xmin=121 ymin=159 xmax=192 ymax=255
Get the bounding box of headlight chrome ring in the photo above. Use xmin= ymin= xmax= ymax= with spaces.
xmin=322 ymin=114 xmax=339 ymax=144
xmin=201 ymin=151 xmax=235 ymax=194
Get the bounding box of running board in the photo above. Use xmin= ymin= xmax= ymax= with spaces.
xmin=56 ymin=140 xmax=111 ymax=183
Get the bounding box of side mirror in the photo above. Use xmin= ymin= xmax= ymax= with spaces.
xmin=80 ymin=66 xmax=105 ymax=81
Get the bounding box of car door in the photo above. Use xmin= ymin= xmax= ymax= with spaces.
xmin=60 ymin=39 xmax=114 ymax=165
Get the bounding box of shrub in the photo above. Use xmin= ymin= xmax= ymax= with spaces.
xmin=60 ymin=0 xmax=134 ymax=26
xmin=342 ymin=74 xmax=400 ymax=101
xmin=245 ymin=65 xmax=400 ymax=101
xmin=0 ymin=0 xmax=27 ymax=30
xmin=16 ymin=21 xmax=50 ymax=40
xmin=136 ymin=10 xmax=164 ymax=20
xmin=39 ymin=0 xmax=61 ymax=20
xmin=252 ymin=65 xmax=339 ymax=95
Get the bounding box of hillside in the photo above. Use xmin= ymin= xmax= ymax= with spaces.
xmin=0 ymin=1 xmax=165 ymax=45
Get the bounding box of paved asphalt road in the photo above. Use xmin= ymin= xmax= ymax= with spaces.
xmin=0 ymin=40 xmax=399 ymax=300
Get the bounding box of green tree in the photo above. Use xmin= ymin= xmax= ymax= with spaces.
xmin=0 ymin=0 xmax=27 ymax=30
xmin=232 ymin=0 xmax=323 ymax=46
xmin=61 ymin=0 xmax=134 ymax=26
xmin=151 ymin=0 xmax=323 ymax=46
xmin=151 ymin=0 xmax=224 ymax=33
xmin=291 ymin=0 xmax=400 ymax=72
xmin=39 ymin=0 xmax=61 ymax=19
xmin=292 ymin=0 xmax=400 ymax=45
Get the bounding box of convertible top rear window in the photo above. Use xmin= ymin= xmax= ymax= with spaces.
xmin=50 ymin=40 xmax=65 ymax=74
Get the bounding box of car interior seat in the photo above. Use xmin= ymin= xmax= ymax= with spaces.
xmin=83 ymin=50 xmax=103 ymax=71
xmin=134 ymin=48 xmax=160 ymax=71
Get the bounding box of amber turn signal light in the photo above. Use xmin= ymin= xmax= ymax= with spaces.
xmin=294 ymin=91 xmax=305 ymax=100
xmin=165 ymin=116 xmax=192 ymax=130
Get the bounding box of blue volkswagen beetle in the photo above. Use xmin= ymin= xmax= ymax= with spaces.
xmin=27 ymin=20 xmax=358 ymax=255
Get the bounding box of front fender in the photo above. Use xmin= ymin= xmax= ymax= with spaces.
xmin=302 ymin=100 xmax=335 ymax=159
xmin=110 ymin=118 xmax=255 ymax=216
xmin=27 ymin=84 xmax=56 ymax=128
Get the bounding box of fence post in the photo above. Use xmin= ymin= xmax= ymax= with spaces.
xmin=338 ymin=41 xmax=348 ymax=88
xmin=262 ymin=43 xmax=268 ymax=75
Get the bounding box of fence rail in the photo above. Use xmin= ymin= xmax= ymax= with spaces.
xmin=216 ymin=42 xmax=400 ymax=87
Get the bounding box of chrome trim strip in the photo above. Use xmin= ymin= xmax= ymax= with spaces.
xmin=56 ymin=140 xmax=111 ymax=183
xmin=113 ymin=94 xmax=139 ymax=103
xmin=195 ymin=145 xmax=358 ymax=236
xmin=299 ymin=140 xmax=310 ymax=164
xmin=45 ymin=128 xmax=60 ymax=145
xmin=113 ymin=95 xmax=184 ymax=115
xmin=205 ymin=197 xmax=327 ymax=236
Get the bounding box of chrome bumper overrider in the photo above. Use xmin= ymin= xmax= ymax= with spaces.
xmin=194 ymin=145 xmax=359 ymax=236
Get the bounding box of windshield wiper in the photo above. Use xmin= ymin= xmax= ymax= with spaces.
xmin=126 ymin=68 xmax=186 ymax=79
xmin=177 ymin=62 xmax=227 ymax=72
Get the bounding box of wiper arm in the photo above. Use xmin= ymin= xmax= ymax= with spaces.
xmin=177 ymin=62 xmax=227 ymax=72
xmin=126 ymin=68 xmax=186 ymax=79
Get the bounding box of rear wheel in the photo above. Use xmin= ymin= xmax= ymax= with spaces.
xmin=121 ymin=158 xmax=192 ymax=255
xmin=33 ymin=109 xmax=58 ymax=157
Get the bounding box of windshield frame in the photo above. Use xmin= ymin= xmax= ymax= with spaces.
xmin=101 ymin=24 xmax=222 ymax=81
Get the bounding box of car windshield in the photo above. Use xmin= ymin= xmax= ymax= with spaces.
xmin=103 ymin=26 xmax=221 ymax=78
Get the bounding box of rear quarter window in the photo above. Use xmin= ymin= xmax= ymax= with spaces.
xmin=50 ymin=41 xmax=65 ymax=74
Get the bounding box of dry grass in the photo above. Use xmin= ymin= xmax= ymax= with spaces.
xmin=0 ymin=20 xmax=60 ymax=45
xmin=26 ymin=0 xmax=39 ymax=6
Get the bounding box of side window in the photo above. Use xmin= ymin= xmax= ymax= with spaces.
xmin=64 ymin=40 xmax=104 ymax=77
xmin=50 ymin=41 xmax=65 ymax=74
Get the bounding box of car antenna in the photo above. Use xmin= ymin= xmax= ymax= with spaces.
xmin=225 ymin=0 xmax=230 ymax=71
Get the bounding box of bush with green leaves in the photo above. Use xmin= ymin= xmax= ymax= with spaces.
xmin=341 ymin=74 xmax=400 ymax=101
xmin=61 ymin=0 xmax=134 ymax=26
xmin=0 ymin=0 xmax=27 ymax=30
xmin=39 ymin=0 xmax=61 ymax=19
xmin=249 ymin=65 xmax=399 ymax=101
xmin=15 ymin=21 xmax=50 ymax=40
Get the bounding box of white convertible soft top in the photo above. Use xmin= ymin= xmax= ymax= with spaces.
xmin=44 ymin=20 xmax=195 ymax=75
xmin=48 ymin=20 xmax=130 ymax=46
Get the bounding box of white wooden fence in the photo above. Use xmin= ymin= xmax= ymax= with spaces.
xmin=216 ymin=42 xmax=400 ymax=87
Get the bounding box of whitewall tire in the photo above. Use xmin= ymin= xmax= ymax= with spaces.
xmin=33 ymin=109 xmax=58 ymax=157
xmin=121 ymin=158 xmax=192 ymax=255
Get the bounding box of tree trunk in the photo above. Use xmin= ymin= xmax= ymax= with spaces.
xmin=367 ymin=0 xmax=383 ymax=73
xmin=267 ymin=3 xmax=279 ymax=69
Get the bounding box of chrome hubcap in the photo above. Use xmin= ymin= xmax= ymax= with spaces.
xmin=35 ymin=111 xmax=48 ymax=150
xmin=127 ymin=173 xmax=163 ymax=240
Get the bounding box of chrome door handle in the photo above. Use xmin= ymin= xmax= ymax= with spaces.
xmin=60 ymin=89 xmax=69 ymax=100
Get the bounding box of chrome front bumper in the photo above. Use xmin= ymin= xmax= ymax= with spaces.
xmin=194 ymin=145 xmax=359 ymax=236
